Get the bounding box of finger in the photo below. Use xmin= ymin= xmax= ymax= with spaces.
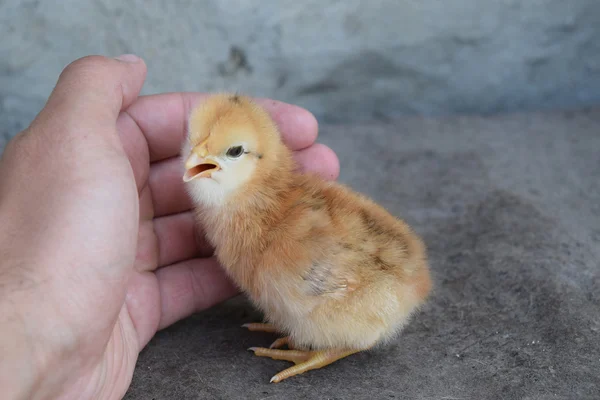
xmin=153 ymin=211 xmax=213 ymax=267
xmin=125 ymin=271 xmax=161 ymax=350
xmin=124 ymin=92 xmax=319 ymax=162
xmin=149 ymin=157 xmax=193 ymax=217
xmin=149 ymin=142 xmax=340 ymax=217
xmin=254 ymin=96 xmax=319 ymax=151
xmin=293 ymin=143 xmax=340 ymax=181
xmin=116 ymin=110 xmax=150 ymax=192
xmin=156 ymin=257 xmax=239 ymax=330
xmin=32 ymin=54 xmax=147 ymax=138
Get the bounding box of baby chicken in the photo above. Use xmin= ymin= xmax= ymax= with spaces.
xmin=181 ymin=94 xmax=432 ymax=383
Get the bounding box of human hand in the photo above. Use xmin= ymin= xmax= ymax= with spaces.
xmin=0 ymin=54 xmax=339 ymax=400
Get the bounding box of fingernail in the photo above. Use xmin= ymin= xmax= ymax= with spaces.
xmin=115 ymin=54 xmax=140 ymax=63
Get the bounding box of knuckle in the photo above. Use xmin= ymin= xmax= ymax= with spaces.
xmin=56 ymin=55 xmax=124 ymax=109
xmin=3 ymin=128 xmax=48 ymax=171
xmin=59 ymin=55 xmax=116 ymax=83
xmin=3 ymin=129 xmax=31 ymax=156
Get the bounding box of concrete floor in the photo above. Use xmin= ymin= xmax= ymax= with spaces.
xmin=122 ymin=108 xmax=600 ymax=400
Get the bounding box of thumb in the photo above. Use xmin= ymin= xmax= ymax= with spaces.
xmin=30 ymin=54 xmax=147 ymax=141
xmin=0 ymin=55 xmax=148 ymax=322
xmin=0 ymin=55 xmax=148 ymax=273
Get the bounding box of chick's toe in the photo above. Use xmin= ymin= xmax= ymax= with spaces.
xmin=249 ymin=347 xmax=311 ymax=365
xmin=269 ymin=336 xmax=293 ymax=349
xmin=249 ymin=348 xmax=361 ymax=383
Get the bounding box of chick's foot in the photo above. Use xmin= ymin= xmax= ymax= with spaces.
xmin=248 ymin=347 xmax=360 ymax=383
xmin=269 ymin=336 xmax=293 ymax=349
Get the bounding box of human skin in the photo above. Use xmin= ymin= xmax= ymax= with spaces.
xmin=0 ymin=54 xmax=340 ymax=400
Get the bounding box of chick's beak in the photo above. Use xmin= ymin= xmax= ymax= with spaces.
xmin=183 ymin=149 xmax=221 ymax=182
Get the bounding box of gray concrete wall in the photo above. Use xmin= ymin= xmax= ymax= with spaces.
xmin=1 ymin=0 xmax=599 ymax=137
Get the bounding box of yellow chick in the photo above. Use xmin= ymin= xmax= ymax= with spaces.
xmin=181 ymin=94 xmax=432 ymax=383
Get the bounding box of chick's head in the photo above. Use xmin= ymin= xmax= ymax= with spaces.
xmin=182 ymin=94 xmax=288 ymax=206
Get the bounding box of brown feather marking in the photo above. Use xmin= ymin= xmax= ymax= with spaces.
xmin=341 ymin=243 xmax=355 ymax=251
xmin=373 ymin=255 xmax=393 ymax=271
xmin=360 ymin=209 xmax=388 ymax=237
xmin=303 ymin=262 xmax=347 ymax=296
xmin=309 ymin=192 xmax=327 ymax=211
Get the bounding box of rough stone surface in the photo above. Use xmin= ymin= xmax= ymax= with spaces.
xmin=1 ymin=0 xmax=600 ymax=124
xmin=122 ymin=108 xmax=599 ymax=400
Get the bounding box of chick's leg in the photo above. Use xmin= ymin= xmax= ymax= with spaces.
xmin=249 ymin=347 xmax=360 ymax=383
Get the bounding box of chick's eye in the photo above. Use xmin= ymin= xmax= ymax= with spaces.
xmin=226 ymin=145 xmax=244 ymax=158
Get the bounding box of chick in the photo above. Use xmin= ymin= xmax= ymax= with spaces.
xmin=181 ymin=94 xmax=432 ymax=383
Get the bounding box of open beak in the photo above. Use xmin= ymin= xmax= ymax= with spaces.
xmin=183 ymin=151 xmax=221 ymax=182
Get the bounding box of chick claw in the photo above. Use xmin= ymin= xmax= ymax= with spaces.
xmin=248 ymin=348 xmax=359 ymax=383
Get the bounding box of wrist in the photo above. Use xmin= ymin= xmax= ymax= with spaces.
xmin=0 ymin=304 xmax=41 ymax=400
xmin=0 ymin=212 xmax=70 ymax=399
xmin=0 ymin=292 xmax=77 ymax=400
xmin=0 ymin=259 xmax=67 ymax=400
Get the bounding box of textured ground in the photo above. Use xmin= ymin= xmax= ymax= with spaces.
xmin=120 ymin=108 xmax=600 ymax=400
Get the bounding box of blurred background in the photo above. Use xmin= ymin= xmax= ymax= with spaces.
xmin=1 ymin=0 xmax=599 ymax=146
